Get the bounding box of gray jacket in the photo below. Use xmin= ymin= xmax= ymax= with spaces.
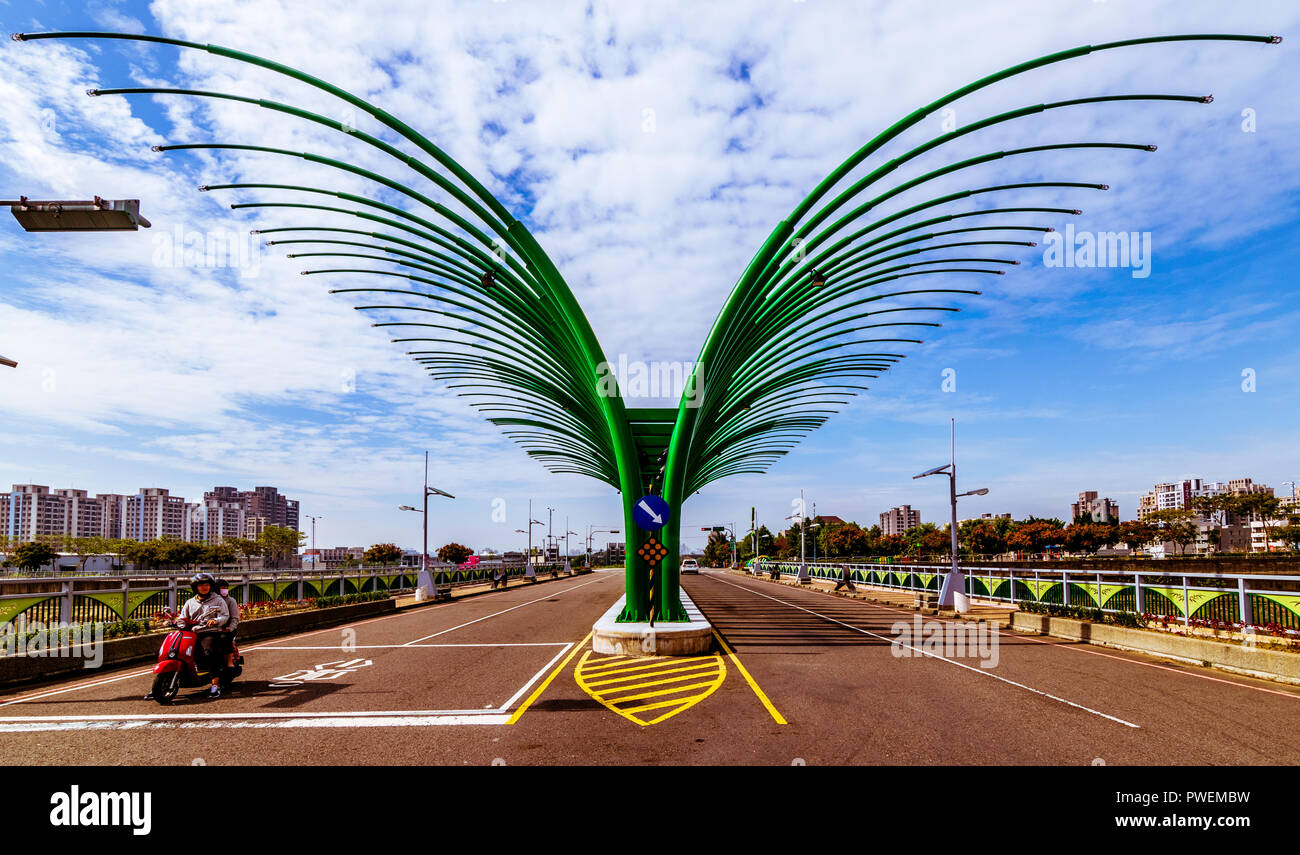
xmin=222 ymin=594 xmax=239 ymax=631
xmin=179 ymin=592 xmax=229 ymax=628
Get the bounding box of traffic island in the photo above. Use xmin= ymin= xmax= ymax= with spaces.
xmin=592 ymin=590 xmax=713 ymax=656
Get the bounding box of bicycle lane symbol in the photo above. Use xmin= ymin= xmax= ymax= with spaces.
xmin=269 ymin=658 xmax=374 ymax=687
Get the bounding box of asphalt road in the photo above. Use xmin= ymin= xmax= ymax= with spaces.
xmin=1 ymin=569 xmax=1297 ymax=765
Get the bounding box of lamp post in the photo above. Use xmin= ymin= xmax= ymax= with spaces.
xmin=398 ymin=450 xmax=454 ymax=601
xmin=913 ymin=419 xmax=987 ymax=613
xmin=586 ymin=525 xmax=619 ymax=567
xmin=305 ymin=514 xmax=321 ymax=572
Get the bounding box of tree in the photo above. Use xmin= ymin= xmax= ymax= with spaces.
xmin=701 ymin=531 xmax=731 ymax=567
xmin=1007 ymin=521 xmax=1064 ymax=555
xmin=120 ymin=539 xmax=162 ymax=573
xmin=921 ymin=527 xmax=951 ymax=556
xmin=437 ymin=542 xmax=473 ymax=565
xmin=1117 ymin=520 xmax=1155 ymax=553
xmin=823 ymin=523 xmax=870 ymax=558
xmin=364 ymin=543 xmax=403 ymax=566
xmin=1274 ymin=524 xmax=1300 ymax=552
xmin=874 ymin=533 xmax=907 ymax=557
xmin=227 ymin=537 xmax=260 ymax=571
xmin=1146 ymin=509 xmax=1198 ymax=555
xmin=204 ymin=542 xmax=237 ymax=572
xmin=12 ymin=542 xmax=58 ymax=572
xmin=964 ymin=521 xmax=1007 ymax=556
xmin=1062 ymin=523 xmax=1115 ymax=555
xmin=1230 ymin=493 xmax=1283 ymax=552
xmin=258 ymin=525 xmax=306 ymax=569
xmin=164 ymin=540 xmax=205 ymax=573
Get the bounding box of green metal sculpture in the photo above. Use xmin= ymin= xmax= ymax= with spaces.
xmin=13 ymin=30 xmax=1280 ymax=623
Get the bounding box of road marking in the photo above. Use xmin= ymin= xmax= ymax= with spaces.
xmin=0 ymin=711 xmax=511 ymax=731
xmin=401 ymin=576 xmax=608 ymax=646
xmin=498 ymin=642 xmax=574 ymax=710
xmin=506 ymin=630 xmax=594 ymax=724
xmin=709 ymin=575 xmax=1139 ymax=729
xmin=573 ymin=650 xmax=726 ymax=726
xmin=710 ymin=628 xmax=787 ymax=725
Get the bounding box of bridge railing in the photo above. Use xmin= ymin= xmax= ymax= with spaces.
xmin=756 ymin=561 xmax=1300 ymax=632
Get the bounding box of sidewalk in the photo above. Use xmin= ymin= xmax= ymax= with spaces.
xmin=729 ymin=570 xmax=1017 ymax=626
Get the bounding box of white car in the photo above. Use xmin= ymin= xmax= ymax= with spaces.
xmin=680 ymin=558 xmax=700 ymax=574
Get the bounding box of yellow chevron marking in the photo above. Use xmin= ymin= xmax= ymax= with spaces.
xmin=574 ymin=649 xmax=726 ymax=726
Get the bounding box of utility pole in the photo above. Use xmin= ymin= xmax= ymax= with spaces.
xmin=306 ymin=515 xmax=321 ymax=571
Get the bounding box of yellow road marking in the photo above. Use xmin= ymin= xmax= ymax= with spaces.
xmin=599 ymin=670 xmax=729 ymax=697
xmin=584 ymin=661 xmax=722 ymax=687
xmin=712 ymin=629 xmax=786 ymax=725
xmin=575 ymin=650 xmax=726 ymax=726
xmin=599 ymin=680 xmax=720 ymax=705
xmin=506 ymin=630 xmax=592 ymax=725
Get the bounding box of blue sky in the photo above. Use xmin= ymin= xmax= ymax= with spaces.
xmin=1 ymin=0 xmax=1298 ymax=555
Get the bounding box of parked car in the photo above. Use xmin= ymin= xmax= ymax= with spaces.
xmin=680 ymin=558 xmax=700 ymax=574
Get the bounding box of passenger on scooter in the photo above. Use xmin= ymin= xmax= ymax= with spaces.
xmin=178 ymin=573 xmax=230 ymax=697
xmin=216 ymin=578 xmax=240 ymax=673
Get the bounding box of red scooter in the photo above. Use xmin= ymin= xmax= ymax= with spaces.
xmin=149 ymin=610 xmax=243 ymax=705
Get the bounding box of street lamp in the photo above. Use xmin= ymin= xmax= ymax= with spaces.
xmin=399 ymin=450 xmax=455 ymax=601
xmin=3 ymin=196 xmax=151 ymax=231
xmin=586 ymin=525 xmax=619 ymax=567
xmin=913 ymin=419 xmax=987 ymax=613
xmin=305 ymin=514 xmax=321 ymax=572
xmin=2 ymin=195 xmax=152 ymax=369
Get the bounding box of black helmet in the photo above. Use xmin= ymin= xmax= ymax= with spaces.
xmin=190 ymin=572 xmax=216 ymax=594
xmin=214 ymin=578 xmax=229 ymax=589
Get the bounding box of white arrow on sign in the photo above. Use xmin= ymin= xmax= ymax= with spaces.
xmin=637 ymin=499 xmax=664 ymax=525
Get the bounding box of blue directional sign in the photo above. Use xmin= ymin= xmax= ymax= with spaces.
xmin=632 ymin=494 xmax=671 ymax=531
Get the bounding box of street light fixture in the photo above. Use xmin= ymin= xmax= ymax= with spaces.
xmin=913 ymin=419 xmax=987 ymax=613
xmin=3 ymin=196 xmax=151 ymax=231
xmin=399 ymin=450 xmax=455 ymax=601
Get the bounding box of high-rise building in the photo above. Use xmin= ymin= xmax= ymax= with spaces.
xmin=880 ymin=505 xmax=921 ymax=536
xmin=1071 ymin=491 xmax=1119 ymax=523
xmin=127 ymin=488 xmax=189 ymax=541
xmin=3 ymin=485 xmax=69 ymax=541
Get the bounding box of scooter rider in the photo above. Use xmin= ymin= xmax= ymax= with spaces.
xmin=178 ymin=573 xmax=230 ymax=698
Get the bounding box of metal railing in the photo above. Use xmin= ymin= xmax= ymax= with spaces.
xmin=756 ymin=560 xmax=1300 ymax=631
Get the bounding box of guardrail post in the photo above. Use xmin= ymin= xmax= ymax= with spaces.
xmin=1061 ymin=570 xmax=1069 ymax=608
xmin=1134 ymin=572 xmax=1143 ymax=615
xmin=167 ymin=577 xmax=177 ymax=613
xmin=241 ymin=575 xmax=249 ymax=605
xmin=297 ymin=573 xmax=303 ymax=601
xmin=1007 ymin=568 xmax=1014 ymax=604
xmin=120 ymin=578 xmax=129 ymax=623
xmin=61 ymin=580 xmax=72 ymax=625
xmin=1096 ymin=572 xmax=1103 ymax=612
xmin=1181 ymin=575 xmax=1190 ymax=626
xmin=1238 ymin=576 xmax=1250 ymax=627
xmin=338 ymin=569 xmax=345 ymax=596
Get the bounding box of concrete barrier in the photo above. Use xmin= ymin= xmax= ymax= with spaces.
xmin=1011 ymin=612 xmax=1300 ymax=685
xmin=0 ymin=598 xmax=396 ymax=689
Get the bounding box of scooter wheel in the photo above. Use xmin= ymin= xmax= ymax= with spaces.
xmin=151 ymin=672 xmax=180 ymax=705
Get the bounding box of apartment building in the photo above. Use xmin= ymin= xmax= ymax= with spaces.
xmin=1 ymin=482 xmax=301 ymax=547
xmin=880 ymin=505 xmax=921 ymax=536
xmin=1071 ymin=491 xmax=1119 ymax=523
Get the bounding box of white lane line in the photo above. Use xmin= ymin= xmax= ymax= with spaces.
xmin=710 ymin=575 xmax=1140 ymax=729
xmin=0 ymin=706 xmax=506 ymax=727
xmin=498 ymin=643 xmax=574 ymax=711
xmin=0 ymin=708 xmax=505 ymax=722
xmin=400 ymin=576 xmax=609 ymax=646
xmin=254 ymin=643 xmax=570 ymax=650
